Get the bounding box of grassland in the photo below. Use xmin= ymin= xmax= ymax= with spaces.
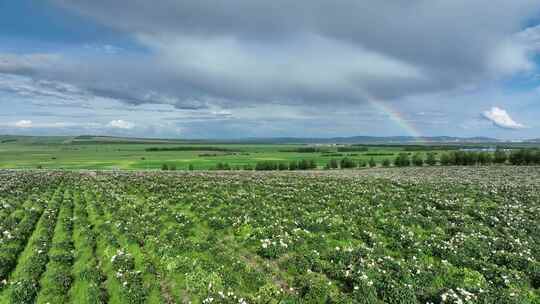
xmin=0 ymin=135 xmax=475 ymax=170
xmin=0 ymin=167 xmax=539 ymax=303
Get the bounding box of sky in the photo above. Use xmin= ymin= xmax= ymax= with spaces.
xmin=1 ymin=1 xmax=540 ymax=139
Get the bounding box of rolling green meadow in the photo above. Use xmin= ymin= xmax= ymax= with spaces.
xmin=0 ymin=135 xmax=427 ymax=170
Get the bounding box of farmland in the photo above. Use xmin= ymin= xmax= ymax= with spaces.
xmin=0 ymin=167 xmax=539 ymax=303
xmin=2 ymin=135 xmax=539 ymax=171
xmin=0 ymin=135 xmax=412 ymax=170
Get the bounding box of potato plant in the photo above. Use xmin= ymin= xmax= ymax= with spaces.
xmin=0 ymin=167 xmax=538 ymax=303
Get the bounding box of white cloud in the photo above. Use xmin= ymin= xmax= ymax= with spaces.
xmin=3 ymin=120 xmax=100 ymax=129
xmin=14 ymin=120 xmax=33 ymax=128
xmin=482 ymin=107 xmax=525 ymax=129
xmin=488 ymin=24 xmax=540 ymax=76
xmin=516 ymin=24 xmax=540 ymax=52
xmin=108 ymin=119 xmax=135 ymax=129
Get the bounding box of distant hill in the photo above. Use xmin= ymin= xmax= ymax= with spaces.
xmin=0 ymin=135 xmax=70 ymax=145
xmin=70 ymin=135 xmax=503 ymax=145
xmin=0 ymin=134 xmax=534 ymax=146
xmin=233 ymin=136 xmax=502 ymax=145
xmin=0 ymin=135 xmax=197 ymax=145
xmin=67 ymin=135 xmax=195 ymax=145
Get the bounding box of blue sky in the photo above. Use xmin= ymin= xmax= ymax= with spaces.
xmin=1 ymin=0 xmax=540 ymax=139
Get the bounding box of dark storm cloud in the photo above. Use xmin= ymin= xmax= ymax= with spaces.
xmin=7 ymin=1 xmax=540 ymax=110
xmin=52 ymin=0 xmax=538 ymax=67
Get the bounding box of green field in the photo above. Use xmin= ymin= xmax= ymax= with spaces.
xmin=0 ymin=167 xmax=539 ymax=303
xmin=0 ymin=135 xmax=432 ymax=170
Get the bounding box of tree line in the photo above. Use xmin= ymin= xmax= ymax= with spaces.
xmin=159 ymin=148 xmax=540 ymax=171
xmin=160 ymin=159 xmax=320 ymax=171
xmin=393 ymin=148 xmax=540 ymax=167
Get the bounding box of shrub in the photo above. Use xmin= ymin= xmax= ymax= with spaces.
xmin=508 ymin=149 xmax=540 ymax=165
xmin=478 ymin=152 xmax=493 ymax=165
xmin=425 ymin=152 xmax=437 ymax=166
xmin=280 ymin=147 xmax=325 ymax=153
xmin=494 ymin=148 xmax=508 ymax=164
xmin=289 ymin=161 xmax=298 ymax=170
xmin=255 ymin=161 xmax=278 ymax=171
xmin=440 ymin=153 xmax=451 ymax=166
xmin=298 ymin=160 xmax=314 ymax=170
xmin=340 ymin=158 xmax=357 ymax=169
xmin=412 ymin=153 xmax=424 ymax=166
xmin=356 ymin=160 xmax=365 ymax=167
xmin=394 ymin=153 xmax=411 ymax=167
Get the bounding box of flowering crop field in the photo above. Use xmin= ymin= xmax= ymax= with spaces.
xmin=0 ymin=167 xmax=539 ymax=304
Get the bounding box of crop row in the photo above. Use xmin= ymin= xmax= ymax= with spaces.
xmin=0 ymin=168 xmax=538 ymax=303
xmin=35 ymin=189 xmax=75 ymax=303
xmin=0 ymin=186 xmax=63 ymax=303
xmin=70 ymin=188 xmax=107 ymax=304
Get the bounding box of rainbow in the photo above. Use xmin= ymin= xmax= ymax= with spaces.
xmin=364 ymin=94 xmax=423 ymax=141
